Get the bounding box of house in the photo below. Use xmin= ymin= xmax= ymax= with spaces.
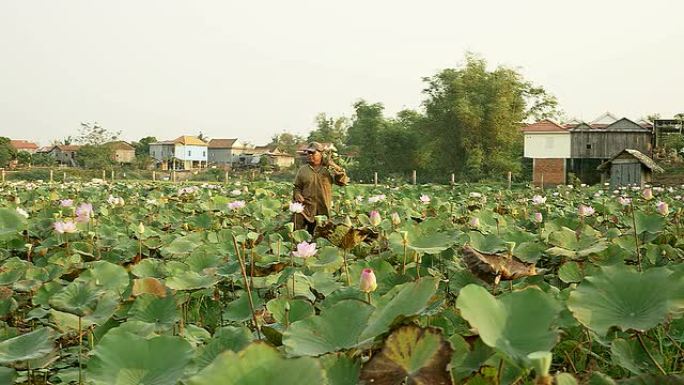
xmin=48 ymin=145 xmax=81 ymax=166
xmin=10 ymin=140 xmax=39 ymax=154
xmin=264 ymin=148 xmax=295 ymax=168
xmin=106 ymin=141 xmax=135 ymax=164
xmin=236 ymin=145 xmax=272 ymax=167
xmin=522 ymin=119 xmax=571 ymax=186
xmin=523 ymin=113 xmax=654 ymax=186
xmin=149 ymin=136 xmax=208 ymax=170
xmin=597 ymin=149 xmax=663 ymax=187
xmin=207 ymin=139 xmax=250 ymax=166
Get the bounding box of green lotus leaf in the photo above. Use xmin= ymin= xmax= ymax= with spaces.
xmin=128 ymin=293 xmax=179 ymax=328
xmin=567 ymin=265 xmax=678 ymax=336
xmin=555 ymin=373 xmax=578 ymax=385
xmin=165 ymin=270 xmax=219 ymax=291
xmin=618 ymin=375 xmax=684 ymax=385
xmin=266 ymin=297 xmax=314 ymax=324
xmin=131 ymin=259 xmax=167 ymax=278
xmin=360 ymin=325 xmax=453 ymax=385
xmin=389 ymin=229 xmax=454 ymax=255
xmin=0 ymin=208 xmax=26 ymax=242
xmin=468 ymin=232 xmax=506 ymax=254
xmin=188 ymin=342 xmax=326 ymax=385
xmin=513 ymin=241 xmax=546 ymax=263
xmin=320 ymin=353 xmax=361 ymax=385
xmin=283 ymin=299 xmax=373 ymax=356
xmin=588 ymin=372 xmax=616 ymax=385
xmin=359 ymin=277 xmax=439 ymax=341
xmin=0 ymin=367 xmax=15 ymax=384
xmin=633 ymin=212 xmax=665 ymax=234
xmin=78 ymin=261 xmax=130 ymax=296
xmin=456 ymin=284 xmax=562 ymax=364
xmin=195 ymin=326 xmax=253 ymax=370
xmin=223 ymin=291 xmax=265 ymax=322
xmin=610 ymin=337 xmax=664 ymax=375
xmin=308 ymin=246 xmax=344 ymax=273
xmin=0 ymin=327 xmax=54 ymax=364
xmin=87 ymin=332 xmax=193 ymax=385
xmin=546 ymin=227 xmax=607 ymax=259
xmin=558 ymin=262 xmax=584 ymax=283
xmin=49 ymin=281 xmax=101 ymax=317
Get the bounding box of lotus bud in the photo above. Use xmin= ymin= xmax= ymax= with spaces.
xmin=657 ymin=201 xmax=669 ymax=216
xmin=137 ymin=222 xmax=145 ymax=234
xmin=534 ymin=212 xmax=543 ymax=223
xmin=527 ymin=351 xmax=553 ymax=378
xmin=642 ymin=188 xmax=653 ymax=200
xmin=369 ymin=210 xmax=382 ymax=226
xmin=284 ymin=301 xmax=291 ymax=312
xmin=359 ymin=268 xmax=378 ymax=293
xmin=578 ymin=205 xmax=595 ymax=217
xmin=390 ymin=212 xmax=401 ymax=226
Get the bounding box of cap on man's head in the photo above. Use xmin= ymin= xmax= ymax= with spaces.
xmin=306 ymin=142 xmax=325 ymax=153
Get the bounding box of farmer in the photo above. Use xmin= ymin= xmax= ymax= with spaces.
xmin=292 ymin=142 xmax=349 ymax=234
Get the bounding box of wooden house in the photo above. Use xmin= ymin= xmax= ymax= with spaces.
xmin=48 ymin=145 xmax=81 ymax=166
xmin=105 ymin=141 xmax=135 ymax=164
xmin=597 ymin=149 xmax=663 ymax=187
xmin=208 ymin=139 xmax=250 ymax=167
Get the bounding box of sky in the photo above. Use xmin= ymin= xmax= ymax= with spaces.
xmin=1 ymin=0 xmax=683 ymax=146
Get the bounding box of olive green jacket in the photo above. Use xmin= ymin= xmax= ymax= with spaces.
xmin=293 ymin=164 xmax=348 ymax=222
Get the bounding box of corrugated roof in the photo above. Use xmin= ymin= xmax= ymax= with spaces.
xmin=522 ymin=119 xmax=568 ymax=133
xmin=590 ymin=112 xmax=619 ymax=125
xmin=105 ymin=141 xmax=135 ymax=151
xmin=208 ymin=138 xmax=238 ymax=148
xmin=54 ymin=145 xmax=81 ymax=152
xmin=10 ymin=140 xmax=38 ymax=150
xmin=597 ymin=149 xmax=664 ymax=172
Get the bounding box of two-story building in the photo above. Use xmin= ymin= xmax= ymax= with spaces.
xmin=150 ymin=136 xmax=208 ymax=170
xmin=523 ymin=119 xmax=571 ymax=186
xmin=207 ymin=138 xmax=250 ymax=167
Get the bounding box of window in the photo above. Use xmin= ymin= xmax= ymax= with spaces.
xmin=188 ymin=150 xmax=191 ymax=156
xmin=203 ymin=151 xmax=206 ymax=157
xmin=586 ymin=144 xmax=592 ymax=150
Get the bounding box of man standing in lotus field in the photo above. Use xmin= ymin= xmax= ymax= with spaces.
xmin=292 ymin=142 xmax=349 ymax=234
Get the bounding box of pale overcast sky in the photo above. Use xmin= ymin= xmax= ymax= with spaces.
xmin=1 ymin=0 xmax=683 ymax=146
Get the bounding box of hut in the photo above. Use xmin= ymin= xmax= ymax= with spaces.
xmin=597 ymin=149 xmax=664 ymax=187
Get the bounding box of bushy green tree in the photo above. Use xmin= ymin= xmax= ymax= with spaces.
xmin=132 ymin=136 xmax=158 ymax=157
xmin=0 ymin=137 xmax=17 ymax=168
xmin=76 ymin=144 xmax=115 ymax=169
xmin=308 ymin=113 xmax=348 ymax=151
xmin=270 ymin=132 xmax=305 ymax=155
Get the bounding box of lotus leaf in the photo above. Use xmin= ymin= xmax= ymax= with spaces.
xmin=195 ymin=326 xmax=252 ymax=370
xmin=567 ymin=265 xmax=678 ymax=336
xmin=0 ymin=208 xmax=26 ymax=241
xmin=321 ymin=354 xmax=361 ymax=385
xmin=360 ymin=325 xmax=453 ymax=385
xmin=0 ymin=327 xmax=54 ymax=364
xmin=87 ymin=332 xmax=193 ymax=385
xmin=456 ymin=285 xmax=562 ymax=364
xmin=188 ymin=342 xmax=326 ymax=385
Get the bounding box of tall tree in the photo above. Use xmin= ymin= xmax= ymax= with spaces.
xmin=132 ymin=136 xmax=158 ymax=157
xmin=307 ymin=113 xmax=348 ymax=151
xmin=345 ymin=101 xmax=387 ymax=178
xmin=0 ymin=137 xmax=17 ymax=168
xmin=76 ymin=144 xmax=115 ymax=169
xmin=76 ymin=122 xmax=120 ymax=145
xmin=421 ymin=54 xmax=559 ymax=180
xmin=270 ymin=132 xmax=305 ymax=155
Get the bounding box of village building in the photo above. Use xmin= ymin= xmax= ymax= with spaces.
xmin=149 ymin=136 xmax=208 ymax=170
xmin=207 ymin=139 xmax=250 ymax=167
xmin=10 ymin=140 xmax=39 ymax=154
xmin=106 ymin=141 xmax=136 ymax=164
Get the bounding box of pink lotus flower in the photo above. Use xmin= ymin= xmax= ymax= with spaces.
xmin=289 ymin=202 xmax=304 ymax=213
xmin=642 ymin=188 xmax=653 ymax=200
xmin=390 ymin=212 xmax=401 ymax=226
xmin=531 ymin=195 xmax=546 ymax=205
xmin=369 ymin=210 xmax=382 ymax=226
xmin=228 ymin=200 xmax=246 ymax=210
xmin=292 ymin=241 xmax=317 ymax=258
xmin=359 ymin=268 xmax=378 ymax=293
xmin=75 ymin=203 xmax=93 ymax=222
xmin=468 ymin=217 xmax=480 ymax=228
xmin=419 ymin=194 xmax=431 ymax=204
xmin=54 ymin=220 xmax=78 ymax=234
xmin=618 ymin=196 xmax=631 ymax=206
xmin=60 ymin=199 xmax=74 ymax=208
xmin=107 ymin=195 xmax=125 ymax=206
xmin=578 ymin=205 xmax=595 ymax=217
xmin=657 ymin=201 xmax=669 ymax=216
xmin=534 ymin=212 xmax=543 ymax=223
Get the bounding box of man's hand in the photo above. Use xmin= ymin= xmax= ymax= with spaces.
xmin=294 ymin=192 xmax=305 ymax=203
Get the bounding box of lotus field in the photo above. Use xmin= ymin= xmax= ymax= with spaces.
xmin=1 ymin=180 xmax=683 ymax=385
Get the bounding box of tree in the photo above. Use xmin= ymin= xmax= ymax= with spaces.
xmin=270 ymin=132 xmax=305 ymax=155
xmin=345 ymin=101 xmax=388 ymax=178
xmin=76 ymin=122 xmax=120 ymax=145
xmin=421 ymin=54 xmax=560 ymax=180
xmin=0 ymin=137 xmax=17 ymax=168
xmin=32 ymin=153 xmax=56 ymax=167
xmin=308 ymin=113 xmax=348 ymax=151
xmin=76 ymin=144 xmax=115 ymax=169
xmin=132 ymin=136 xmax=158 ymax=157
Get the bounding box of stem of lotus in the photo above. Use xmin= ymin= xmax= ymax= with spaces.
xmin=664 ymin=328 xmax=684 ymax=355
xmin=630 ymin=203 xmax=643 ymax=271
xmin=78 ymin=315 xmax=82 ymax=385
xmin=401 ymin=243 xmax=408 ymax=275
xmin=342 ymin=250 xmax=351 ymax=286
xmin=277 ymin=239 xmax=281 ymax=262
xmin=233 ymin=235 xmax=261 ymax=340
xmin=637 ymin=332 xmax=666 ymax=375
xmin=27 ymin=361 xmax=31 ymax=385
xmin=496 ymin=358 xmax=504 ymax=385
xmin=284 ymin=306 xmax=290 ymax=329
xmin=366 ymin=292 xmax=372 ymax=306
xmin=249 ymin=247 xmax=255 ymax=288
